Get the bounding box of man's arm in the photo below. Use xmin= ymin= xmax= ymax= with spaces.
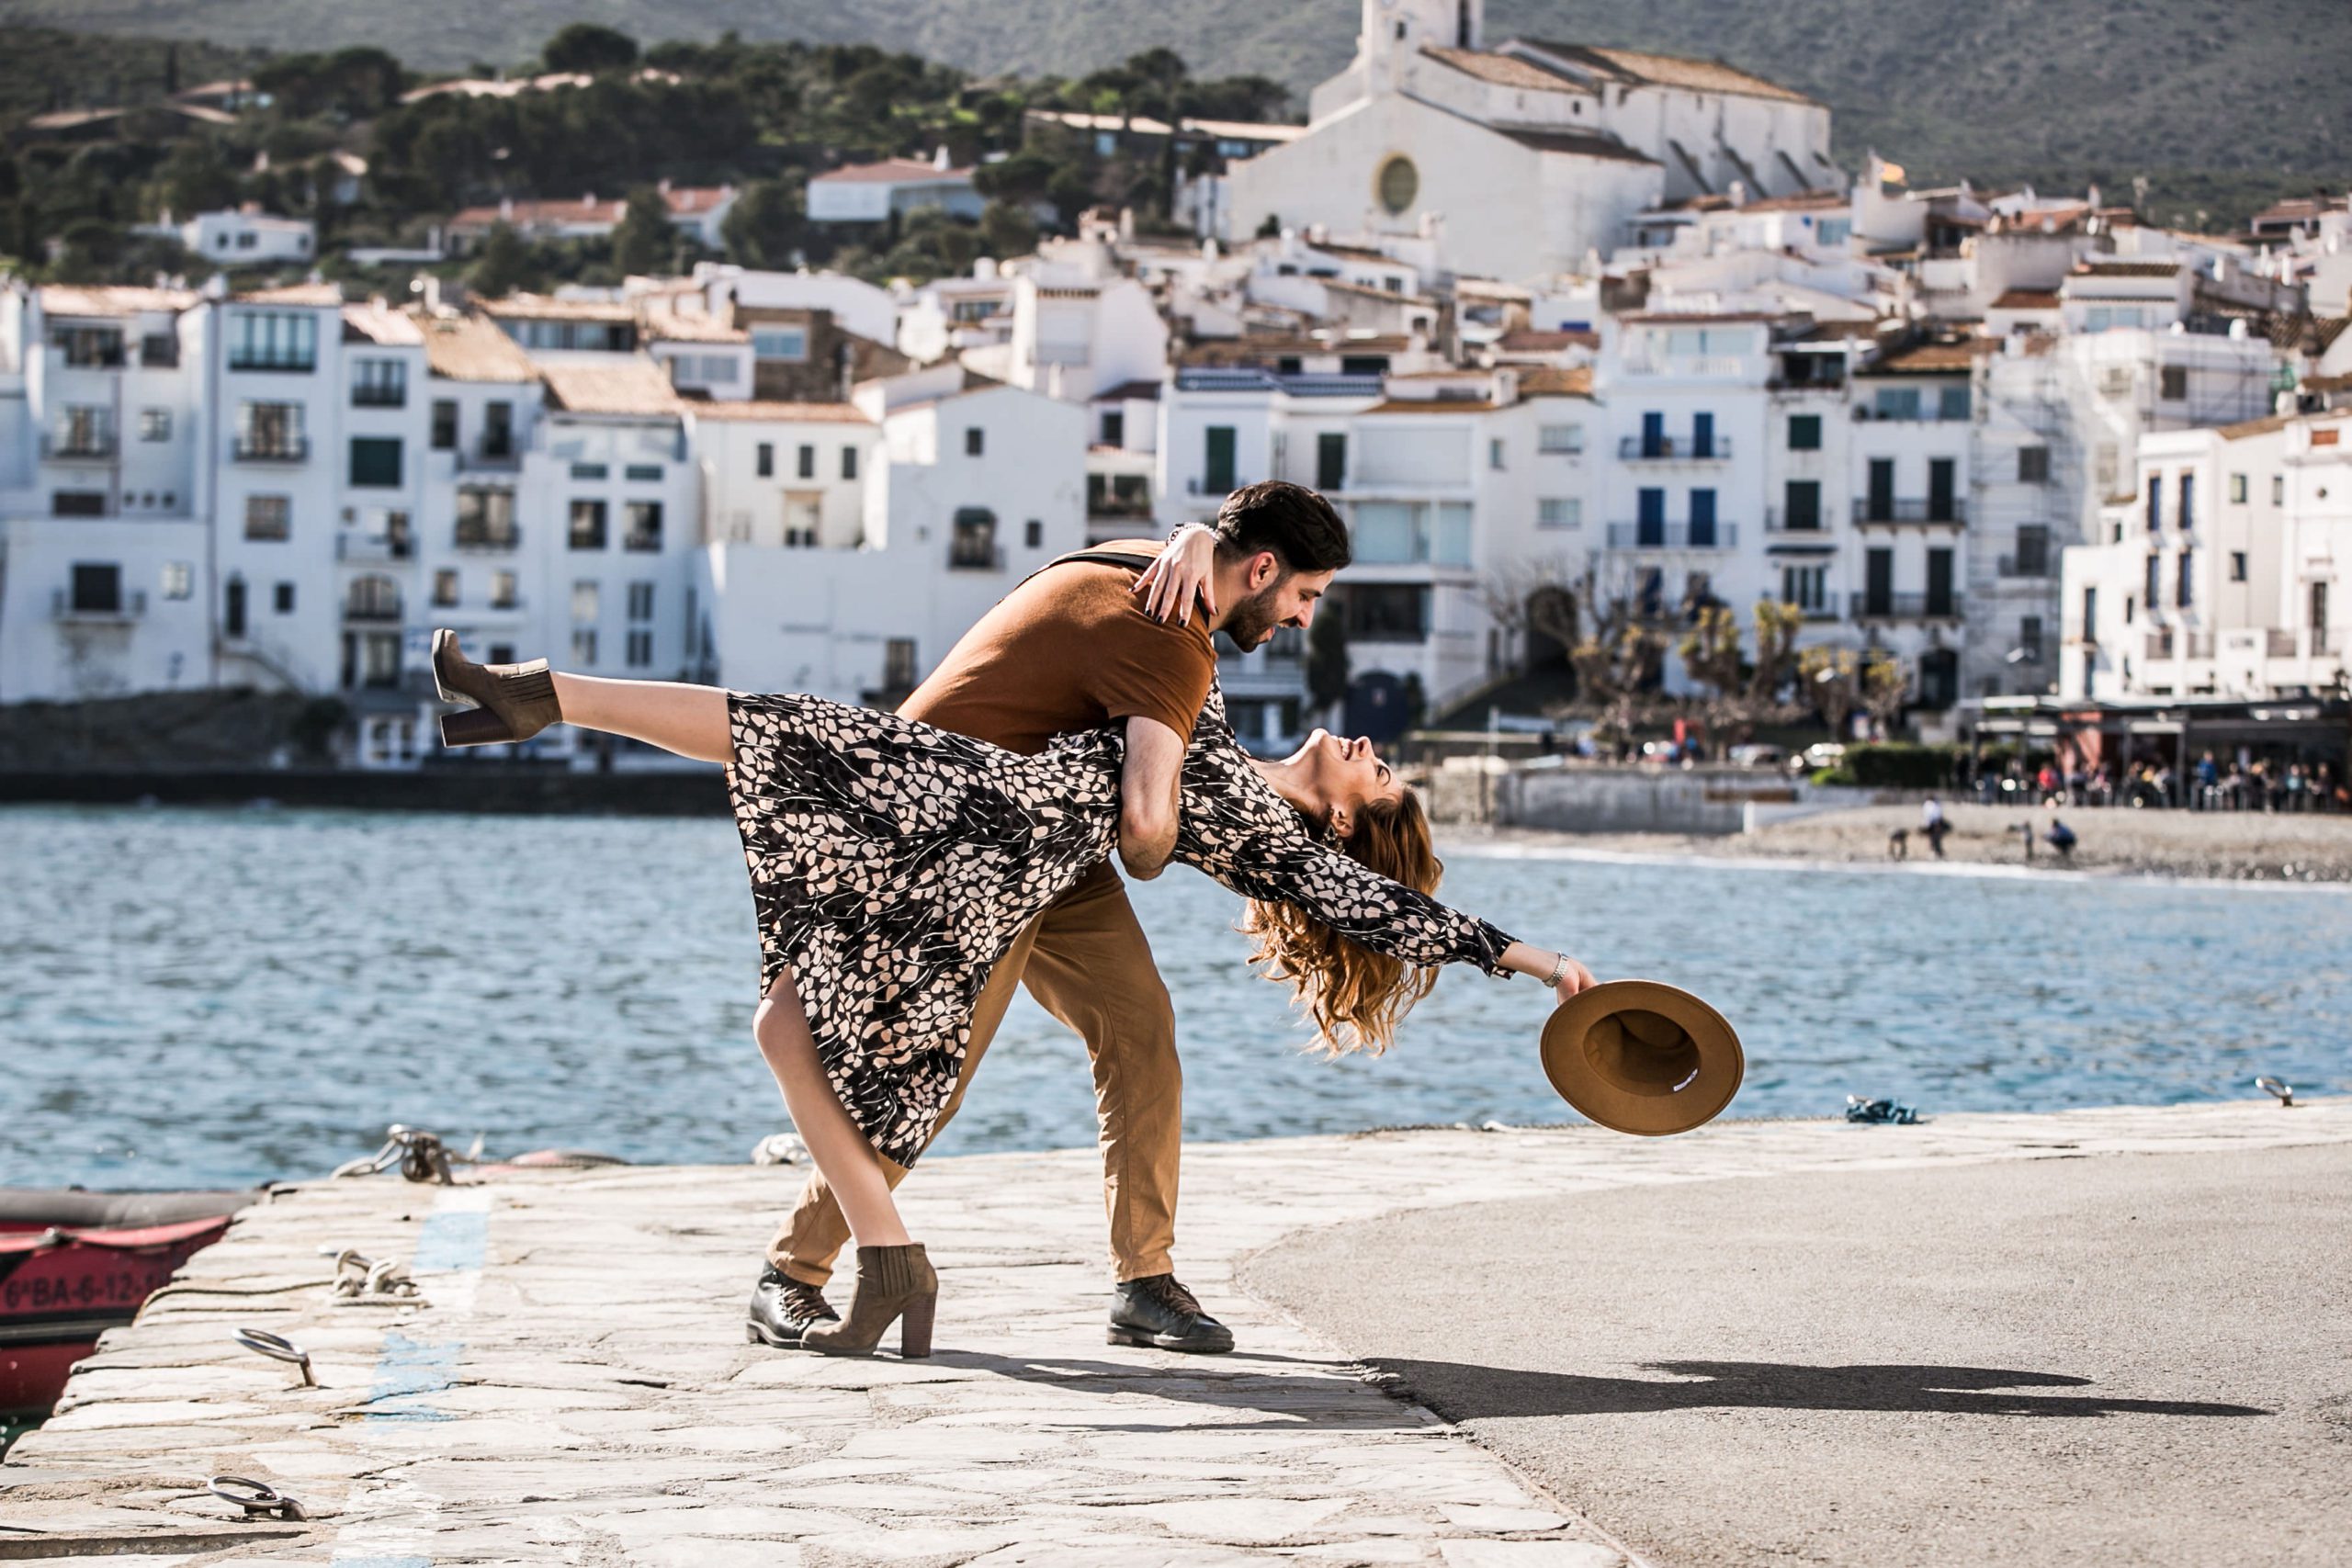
xmin=1116 ymin=715 xmax=1187 ymax=880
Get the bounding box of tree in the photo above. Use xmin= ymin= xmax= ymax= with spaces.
xmin=610 ymin=186 xmax=673 ymax=276
xmin=153 ymin=138 xmax=237 ymax=220
xmin=467 ymin=220 xmax=537 ymax=297
xmin=721 ymin=178 xmax=805 ymax=268
xmin=1796 ymin=646 xmax=1862 ymax=743
xmin=1571 ymin=593 xmax=1668 ymax=752
xmin=978 ymin=198 xmax=1036 ymax=258
xmin=1676 ymin=600 xmax=1804 ymax=757
xmin=1306 ymin=608 xmax=1351 ymax=716
xmin=544 ymin=24 xmax=639 ymax=76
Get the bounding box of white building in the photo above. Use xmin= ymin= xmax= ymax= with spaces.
xmin=156 ymin=206 xmax=316 ymax=267
xmin=445 ymin=184 xmax=739 ymax=253
xmin=806 ymin=154 xmax=981 ymax=225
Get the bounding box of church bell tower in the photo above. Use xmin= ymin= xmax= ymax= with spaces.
xmin=1360 ymin=0 xmax=1486 ymax=87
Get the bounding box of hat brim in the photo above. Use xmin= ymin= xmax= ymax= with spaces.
xmin=1540 ymin=980 xmax=1744 ymax=1137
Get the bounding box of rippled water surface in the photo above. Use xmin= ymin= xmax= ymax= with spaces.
xmin=4 ymin=805 xmax=2347 ymax=1190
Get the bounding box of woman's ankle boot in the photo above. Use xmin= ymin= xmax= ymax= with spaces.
xmin=801 ymin=1244 xmax=937 ymax=1359
xmin=432 ymin=628 xmax=561 ymax=747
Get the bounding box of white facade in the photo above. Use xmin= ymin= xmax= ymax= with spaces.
xmin=168 ymin=208 xmax=317 ymax=266
xmin=806 ymin=157 xmax=981 ymax=225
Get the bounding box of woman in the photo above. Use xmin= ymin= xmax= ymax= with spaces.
xmin=429 ymin=618 xmax=1589 ymax=1359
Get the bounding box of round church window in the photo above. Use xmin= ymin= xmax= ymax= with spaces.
xmin=1375 ymin=154 xmax=1419 ymax=216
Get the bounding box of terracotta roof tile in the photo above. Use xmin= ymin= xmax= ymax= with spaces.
xmin=1498 ymin=327 xmax=1600 ymax=353
xmin=1515 ymin=41 xmax=1818 ymax=106
xmin=1361 ymin=398 xmax=1498 ymax=414
xmin=685 ymin=400 xmax=872 ymax=424
xmin=481 ymin=293 xmax=638 ymax=322
xmin=37 ymin=285 xmax=198 ymax=317
xmin=2075 ymin=260 xmax=2182 ymax=278
xmin=810 ymin=158 xmax=973 ymax=186
xmin=232 ymin=282 xmax=345 ymax=307
xmin=415 ymin=312 xmax=541 ymax=383
xmin=640 ymin=306 xmax=747 ymax=344
xmin=1518 ymin=365 xmax=1595 ymax=398
xmin=1421 ymin=46 xmax=1587 ymax=94
xmin=342 ymin=305 xmax=424 ymax=345
xmin=540 ymin=359 xmax=681 ymax=417
xmin=1991 ymin=289 xmax=2062 ymax=310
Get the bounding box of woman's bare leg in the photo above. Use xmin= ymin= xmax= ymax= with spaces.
xmin=754 ymin=974 xmax=912 ymax=1249
xmin=550 ymin=672 xmax=732 ymax=763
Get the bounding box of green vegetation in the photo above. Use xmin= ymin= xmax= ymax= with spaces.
xmin=0 ymin=24 xmax=1286 ymax=287
xmin=0 ymin=0 xmax=2341 ymax=231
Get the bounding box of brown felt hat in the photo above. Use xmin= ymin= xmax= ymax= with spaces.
xmin=1540 ymin=980 xmax=1744 ymax=1136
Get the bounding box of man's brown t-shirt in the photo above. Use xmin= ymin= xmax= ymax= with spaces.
xmin=900 ymin=539 xmax=1216 ymax=755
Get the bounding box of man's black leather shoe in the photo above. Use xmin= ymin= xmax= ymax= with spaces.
xmin=746 ymin=1265 xmax=840 ymax=1348
xmin=1108 ymin=1273 xmax=1235 ymax=1353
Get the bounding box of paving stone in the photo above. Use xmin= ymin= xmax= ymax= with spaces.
xmin=1435 ymin=1506 xmax=1573 ymax=1534
xmin=1436 ymin=1544 xmax=1624 ymax=1568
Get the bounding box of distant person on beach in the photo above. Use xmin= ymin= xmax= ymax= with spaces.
xmin=1921 ymin=796 xmax=1949 ymax=859
xmin=2046 ymin=818 xmax=2078 ymax=861
xmin=424 ymin=484 xmax=1593 ymax=1361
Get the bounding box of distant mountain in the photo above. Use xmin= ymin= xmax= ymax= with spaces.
xmin=2 ymin=0 xmax=2343 ymax=197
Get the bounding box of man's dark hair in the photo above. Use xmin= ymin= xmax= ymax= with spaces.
xmin=1213 ymin=480 xmax=1351 ymax=573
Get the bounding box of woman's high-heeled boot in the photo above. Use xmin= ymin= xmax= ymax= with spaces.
xmin=801 ymin=1244 xmax=937 ymax=1359
xmin=432 ymin=628 xmax=562 ymax=747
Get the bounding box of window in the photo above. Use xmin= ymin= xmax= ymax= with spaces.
xmin=2272 ymin=474 xmax=2285 ymax=505
xmin=481 ymin=402 xmax=514 ymax=459
xmin=1781 ymin=479 xmax=1821 ymax=531
xmin=244 ymin=495 xmax=291 ymax=540
xmin=2177 ymin=472 xmax=2194 ymax=532
xmin=2229 ymin=551 xmax=2247 ymax=582
xmin=571 ymin=581 xmax=600 ymax=622
xmin=1204 ymin=425 xmax=1236 ymax=491
xmin=351 ymin=359 xmax=407 ymax=408
xmin=1102 ymin=411 xmax=1125 ymax=447
xmin=2160 ymin=365 xmax=2188 ymax=401
xmin=1487 ymin=437 xmax=1506 ymax=470
xmin=1872 ymin=388 xmax=1921 ymax=420
xmin=140 ymin=409 xmax=172 ymax=442
xmin=234 ymin=400 xmax=305 ymax=459
xmin=2177 ymin=549 xmax=2193 ymax=609
xmin=227 ymin=310 xmax=318 ymax=372
xmin=841 ymin=446 xmax=859 ymax=480
xmin=2014 ymin=525 xmax=2050 ymax=577
xmin=2313 ymin=582 xmax=2331 ymax=649
xmin=964 ymin=426 xmax=985 ymax=457
xmin=624 ymin=502 xmax=662 ymax=552
xmin=274 ymin=581 xmax=296 ymax=615
xmin=2144 ymin=552 xmax=2161 ymax=607
xmin=456 ymin=487 xmax=517 ymax=547
xmin=570 ymin=500 xmax=608 ymax=549
xmin=1939 ymin=385 xmax=1971 ymax=420
xmin=1024 ymin=519 xmax=1043 ymax=548
xmin=756 ymin=443 xmax=775 ymax=478
xmin=161 ymin=561 xmax=193 ymax=600
xmin=1341 ymin=583 xmax=1429 ymax=641
xmin=433 ymin=570 xmax=459 ymax=606
xmin=1787 ymin=413 xmax=1822 ymax=451
xmin=70 ymin=562 xmax=122 ymax=613
xmin=2229 ymin=472 xmax=2248 ymax=503
xmin=626 ymin=464 xmax=663 ymax=482
xmin=1375 ymin=154 xmax=1418 ymax=215
xmin=626 ymin=629 xmax=653 ymax=668
xmin=1538 ymin=423 xmax=1584 ymax=454
xmin=141 ymin=333 xmax=177 ymax=367
xmin=949 ymin=508 xmax=998 ymax=570
xmin=349 ymin=436 xmax=403 ymax=489
xmin=432 ymin=399 xmax=458 ymax=450
xmin=1781 ymin=563 xmax=1826 ymax=613
xmin=52 ymin=491 xmax=107 ymax=517
xmin=752 ymin=327 xmax=808 ymax=361
xmin=884 ymin=638 xmax=918 ymax=690
xmin=1537 ymin=498 xmax=1581 ymax=530
xmin=51 ymin=324 xmax=125 ymax=367
xmin=490 ymin=570 xmax=518 ymax=609
xmin=2146 ymin=473 xmax=2163 ymax=534
xmin=571 ymin=462 xmax=608 ymax=480
xmin=2018 ymin=446 xmax=2050 ymax=483
xmin=571 ymin=628 xmax=599 ymax=664
xmin=1317 ymin=432 xmax=1348 ymax=490
xmin=627 ymin=581 xmax=656 ymax=621
xmin=797 ymin=444 xmax=816 ymax=479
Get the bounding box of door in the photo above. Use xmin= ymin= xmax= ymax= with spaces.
xmin=1204 ymin=425 xmax=1237 ymax=493
xmin=1641 ymin=412 xmax=1665 ymax=458
xmin=1928 ymin=458 xmax=1956 ymax=522
xmin=1927 ymin=547 xmax=1955 ymax=616
xmin=1868 ymin=458 xmax=1894 ymax=521
xmin=1317 ymin=432 xmax=1347 ymax=491
xmin=1689 ymin=488 xmax=1717 ymax=547
xmin=1864 ymin=548 xmax=1893 ymax=616
xmin=224 ymin=577 xmax=248 ymax=638
xmin=1691 ymin=412 xmax=1714 ymax=459
xmin=1637 ymin=487 xmax=1666 ymax=547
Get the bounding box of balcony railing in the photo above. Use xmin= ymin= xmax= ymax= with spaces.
xmin=948 ymin=544 xmax=1007 ymax=571
xmin=622 ymin=532 xmax=664 ymax=553
xmin=2267 ymin=629 xmax=2300 ymax=658
xmin=41 ymin=432 xmax=119 ymax=461
xmin=460 ymin=440 xmax=521 ymax=470
xmin=51 ymin=588 xmax=146 ymax=620
xmin=343 ymin=599 xmax=403 ymax=624
xmin=1996 ymin=554 xmax=2051 ymax=578
xmin=352 ymin=386 xmax=408 ymax=409
xmin=232 ymin=436 xmax=311 ymax=463
xmin=1850 ymin=592 xmax=1964 ymax=622
xmin=336 ymin=532 xmax=413 ymax=563
xmin=1605 ymin=522 xmax=1740 ymax=550
xmin=1617 ymin=435 xmax=1734 ymax=460
xmin=2143 ymin=631 xmax=2214 ymax=660
xmin=455 ymin=525 xmax=522 ymax=552
xmin=1799 ymin=603 xmax=1842 ymax=622
xmin=1853 ymin=498 xmax=1966 ymax=525
xmin=1763 ymin=509 xmax=1830 ymax=536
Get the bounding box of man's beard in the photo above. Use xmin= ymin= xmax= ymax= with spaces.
xmin=1223 ymin=583 xmax=1283 ymax=649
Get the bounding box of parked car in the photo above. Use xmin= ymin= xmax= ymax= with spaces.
xmin=1727 ymin=743 xmax=1786 ymax=769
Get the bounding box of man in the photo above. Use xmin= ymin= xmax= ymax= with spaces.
xmin=750 ymin=480 xmax=1351 ymax=1355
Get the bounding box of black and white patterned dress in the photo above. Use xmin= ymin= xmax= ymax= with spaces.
xmin=725 ymin=686 xmax=1518 ymax=1167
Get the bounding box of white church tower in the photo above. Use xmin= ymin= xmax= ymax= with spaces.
xmin=1314 ymin=0 xmax=1486 ymax=118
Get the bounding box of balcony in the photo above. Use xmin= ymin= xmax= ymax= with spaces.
xmin=1617 ymin=435 xmax=1734 ymax=460
xmin=1852 ymin=498 xmax=1966 ymax=525
xmin=455 ymin=525 xmax=523 ymax=552
xmin=1604 ymin=522 xmax=1740 ymax=550
xmin=948 ymin=544 xmax=1007 ymax=571
xmin=1799 ymin=603 xmax=1843 ymax=622
xmin=2143 ymin=630 xmax=2215 ymax=660
xmin=343 ymin=596 xmax=403 ymax=624
xmin=51 ymin=588 xmax=146 ymax=621
xmin=1996 ymin=554 xmax=2051 ymax=578
xmin=2267 ymin=629 xmax=2300 ymax=658
xmin=41 ymin=431 xmax=119 ymax=462
xmin=336 ymin=531 xmax=413 ymax=563
xmin=1763 ymin=510 xmax=1831 ymax=538
xmin=460 ymin=440 xmax=521 ymax=471
xmin=1172 ymin=369 xmax=1385 ymax=397
xmin=1850 ymin=592 xmax=1964 ymax=622
xmin=233 ymin=436 xmax=311 ymax=463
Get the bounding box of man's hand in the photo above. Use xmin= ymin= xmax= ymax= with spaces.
xmin=1132 ymin=524 xmax=1218 ymax=626
xmin=1116 ymin=715 xmax=1186 ymax=879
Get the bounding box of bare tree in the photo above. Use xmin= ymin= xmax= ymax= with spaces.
xmin=1678 ymin=601 xmax=1806 ymax=755
xmin=1796 ymin=644 xmax=1909 ymax=743
xmin=1476 ymin=556 xmax=1585 ymax=674
xmin=1571 ymin=592 xmax=1668 ymax=751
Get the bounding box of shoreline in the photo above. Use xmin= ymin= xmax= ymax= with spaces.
xmin=1445 ymin=801 xmax=2352 ymax=886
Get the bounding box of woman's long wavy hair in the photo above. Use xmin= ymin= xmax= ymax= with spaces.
xmin=1238 ymin=787 xmax=1444 ymax=1055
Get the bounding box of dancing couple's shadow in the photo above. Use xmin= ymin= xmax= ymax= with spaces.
xmin=930 ymin=1348 xmax=2269 ymax=1430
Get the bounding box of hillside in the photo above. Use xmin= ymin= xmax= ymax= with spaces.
xmin=1 ymin=0 xmax=2344 ymax=220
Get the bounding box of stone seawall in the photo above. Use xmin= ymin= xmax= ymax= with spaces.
xmin=0 ymin=767 xmax=728 ymax=815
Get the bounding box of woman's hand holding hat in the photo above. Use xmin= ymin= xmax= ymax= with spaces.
xmin=1499 ymin=942 xmax=1597 ymax=1003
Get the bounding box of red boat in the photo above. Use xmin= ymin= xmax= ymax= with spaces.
xmin=0 ymin=1188 xmax=252 ymax=1419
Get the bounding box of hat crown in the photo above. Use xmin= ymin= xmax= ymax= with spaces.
xmin=1587 ymin=1010 xmax=1702 ymax=1096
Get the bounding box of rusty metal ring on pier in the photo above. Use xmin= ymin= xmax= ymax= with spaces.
xmin=209 ymin=1474 xmax=309 ymax=1519
xmin=232 ymin=1326 xmax=317 ymax=1385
